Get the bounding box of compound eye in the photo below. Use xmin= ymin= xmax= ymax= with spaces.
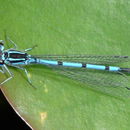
xmin=0 ymin=40 xmax=4 ymax=45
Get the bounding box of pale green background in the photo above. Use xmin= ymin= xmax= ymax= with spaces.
xmin=0 ymin=0 xmax=130 ymax=130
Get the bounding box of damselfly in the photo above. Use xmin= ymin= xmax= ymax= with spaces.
xmin=0 ymin=36 xmax=130 ymax=97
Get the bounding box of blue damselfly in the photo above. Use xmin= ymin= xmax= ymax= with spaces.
xmin=0 ymin=35 xmax=130 ymax=97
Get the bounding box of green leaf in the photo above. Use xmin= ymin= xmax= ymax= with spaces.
xmin=0 ymin=0 xmax=130 ymax=129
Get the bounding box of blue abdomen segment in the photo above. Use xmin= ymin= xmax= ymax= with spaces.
xmin=40 ymin=60 xmax=58 ymax=65
xmin=35 ymin=59 xmax=58 ymax=65
xmin=109 ymin=66 xmax=120 ymax=71
xmin=63 ymin=62 xmax=82 ymax=67
xmin=87 ymin=64 xmax=106 ymax=70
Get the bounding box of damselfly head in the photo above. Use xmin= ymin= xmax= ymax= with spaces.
xmin=0 ymin=40 xmax=5 ymax=45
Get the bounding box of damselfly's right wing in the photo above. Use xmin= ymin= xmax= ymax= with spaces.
xmin=51 ymin=66 xmax=130 ymax=98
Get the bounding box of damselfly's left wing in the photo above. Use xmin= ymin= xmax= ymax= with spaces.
xmin=32 ymin=55 xmax=130 ymax=65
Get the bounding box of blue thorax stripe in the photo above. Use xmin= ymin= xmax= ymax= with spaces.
xmin=8 ymin=58 xmax=25 ymax=61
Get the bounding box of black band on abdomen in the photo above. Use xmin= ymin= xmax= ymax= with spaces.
xmin=105 ymin=66 xmax=109 ymax=70
xmin=82 ymin=63 xmax=86 ymax=68
xmin=58 ymin=61 xmax=63 ymax=65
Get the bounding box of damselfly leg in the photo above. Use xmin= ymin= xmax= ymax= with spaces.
xmin=4 ymin=32 xmax=18 ymax=49
xmin=0 ymin=65 xmax=13 ymax=85
xmin=24 ymin=45 xmax=38 ymax=52
xmin=4 ymin=32 xmax=37 ymax=52
xmin=13 ymin=66 xmax=36 ymax=88
xmin=0 ymin=69 xmax=5 ymax=74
